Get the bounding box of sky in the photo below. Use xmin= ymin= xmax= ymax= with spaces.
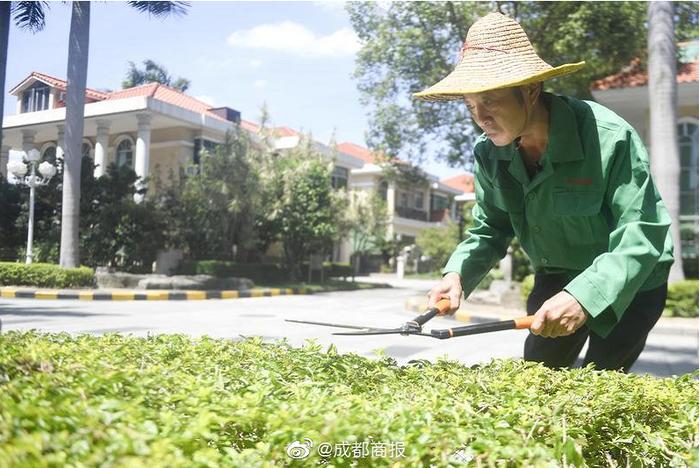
xmin=4 ymin=0 xmax=465 ymax=179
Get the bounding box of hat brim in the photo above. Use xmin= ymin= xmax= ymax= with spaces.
xmin=413 ymin=61 xmax=586 ymax=101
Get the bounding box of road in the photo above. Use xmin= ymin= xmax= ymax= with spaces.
xmin=0 ymin=284 xmax=696 ymax=377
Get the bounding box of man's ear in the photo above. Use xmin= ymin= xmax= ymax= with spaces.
xmin=527 ymin=82 xmax=541 ymax=105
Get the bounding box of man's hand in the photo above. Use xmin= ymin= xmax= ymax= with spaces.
xmin=427 ymin=272 xmax=463 ymax=314
xmin=531 ymin=291 xmax=587 ymax=338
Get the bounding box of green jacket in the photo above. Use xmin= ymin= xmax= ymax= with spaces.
xmin=443 ymin=93 xmax=674 ymax=338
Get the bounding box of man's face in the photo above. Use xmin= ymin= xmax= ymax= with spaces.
xmin=463 ymin=88 xmax=527 ymax=147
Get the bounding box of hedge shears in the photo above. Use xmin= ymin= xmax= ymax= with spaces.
xmin=285 ymin=299 xmax=535 ymax=339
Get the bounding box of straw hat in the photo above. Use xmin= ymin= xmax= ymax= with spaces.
xmin=413 ymin=13 xmax=585 ymax=101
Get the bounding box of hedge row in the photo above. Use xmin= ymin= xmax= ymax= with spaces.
xmin=0 ymin=262 xmax=94 ymax=288
xmin=0 ymin=332 xmax=696 ymax=466
xmin=179 ymin=260 xmax=353 ymax=284
xmin=520 ymin=275 xmax=699 ymax=318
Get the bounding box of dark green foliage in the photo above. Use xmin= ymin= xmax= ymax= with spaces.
xmin=346 ymin=1 xmax=699 ymax=169
xmin=0 ymin=179 xmax=23 ymax=261
xmin=0 ymin=262 xmax=94 ymax=288
xmin=416 ymin=220 xmax=459 ymax=273
xmin=0 ymin=332 xmax=696 ymax=465
xmin=665 ymin=280 xmax=699 ymax=317
xmin=178 ymin=260 xmax=289 ymax=284
xmin=178 ymin=261 xmax=354 ymax=284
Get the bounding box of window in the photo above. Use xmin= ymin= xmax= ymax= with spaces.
xmin=431 ymin=194 xmax=449 ymax=211
xmin=400 ymin=192 xmax=408 ymax=207
xmin=41 ymin=144 xmax=57 ymax=164
xmin=81 ymin=140 xmax=93 ymax=159
xmin=414 ymin=191 xmax=424 ymax=210
xmin=193 ymin=137 xmax=220 ymax=164
xmin=378 ymin=181 xmax=388 ymax=201
xmin=678 ymin=120 xmax=698 ymax=217
xmin=331 ymin=166 xmax=349 ymax=189
xmin=21 ymin=83 xmax=50 ymax=113
xmin=116 ymin=138 xmax=134 ymax=168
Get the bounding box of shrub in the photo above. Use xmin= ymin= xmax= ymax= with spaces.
xmin=0 ymin=262 xmax=94 ymax=288
xmin=0 ymin=332 xmax=696 ymax=466
xmin=520 ymin=273 xmax=535 ymax=304
xmin=665 ymin=280 xmax=699 ymax=317
xmin=475 ymin=268 xmax=504 ymax=290
xmin=179 ymin=260 xmax=289 ymax=284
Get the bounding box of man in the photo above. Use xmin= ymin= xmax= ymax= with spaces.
xmin=417 ymin=13 xmax=673 ymax=372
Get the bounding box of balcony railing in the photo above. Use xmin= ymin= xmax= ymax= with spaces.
xmin=395 ymin=206 xmax=428 ymax=221
xmin=429 ymin=208 xmax=452 ymax=222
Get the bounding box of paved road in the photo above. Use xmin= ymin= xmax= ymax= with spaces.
xmin=0 ymin=284 xmax=696 ymax=377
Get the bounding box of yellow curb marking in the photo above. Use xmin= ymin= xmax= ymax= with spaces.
xmin=35 ymin=291 xmax=58 ymax=300
xmin=250 ymin=290 xmax=264 ymax=298
xmin=185 ymin=291 xmax=206 ymax=300
xmin=221 ymin=291 xmax=239 ymax=299
xmin=1 ymin=289 xmax=17 ymax=298
xmin=111 ymin=292 xmax=135 ymax=301
xmin=147 ymin=291 xmax=169 ymax=300
xmin=79 ymin=291 xmax=94 ymax=300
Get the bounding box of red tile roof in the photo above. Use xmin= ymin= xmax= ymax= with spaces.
xmin=441 ymin=173 xmax=474 ymax=193
xmin=240 ymin=119 xmax=261 ymax=133
xmin=11 ymin=71 xmax=108 ymax=100
xmin=274 ymin=126 xmax=298 ymax=137
xmin=105 ymin=82 xmax=229 ymax=122
xmin=336 ymin=142 xmax=378 ymax=164
xmin=591 ymin=58 xmax=699 ymax=91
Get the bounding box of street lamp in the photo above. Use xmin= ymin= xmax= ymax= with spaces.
xmin=7 ymin=149 xmax=57 ymax=264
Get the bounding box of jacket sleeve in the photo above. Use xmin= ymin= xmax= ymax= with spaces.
xmin=442 ymin=163 xmax=514 ymax=298
xmin=564 ymin=128 xmax=672 ymax=338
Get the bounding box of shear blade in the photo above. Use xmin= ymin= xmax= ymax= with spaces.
xmin=285 ymin=319 xmax=371 ymax=331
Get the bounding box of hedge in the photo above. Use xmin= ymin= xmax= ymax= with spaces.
xmin=665 ymin=280 xmax=699 ymax=317
xmin=0 ymin=332 xmax=696 ymax=466
xmin=0 ymin=262 xmax=94 ymax=288
xmin=179 ymin=260 xmax=353 ymax=284
xmin=520 ymin=275 xmax=699 ymax=318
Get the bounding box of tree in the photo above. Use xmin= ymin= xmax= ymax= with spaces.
xmin=1 ymin=2 xmax=49 ymax=155
xmin=257 ymin=136 xmax=343 ymax=281
xmin=58 ymin=1 xmax=189 ymax=268
xmin=122 ymin=59 xmax=191 ymax=92
xmin=346 ymin=2 xmax=697 ymax=169
xmin=162 ymin=129 xmax=261 ymax=261
xmin=648 ymin=2 xmax=685 ymax=282
xmin=416 ymin=221 xmax=459 ymax=274
xmin=344 ymin=190 xmax=388 ymax=272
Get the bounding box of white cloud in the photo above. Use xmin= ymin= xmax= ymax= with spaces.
xmin=226 ymin=21 xmax=361 ymax=58
xmin=195 ymin=95 xmax=216 ymax=106
xmin=249 ymin=59 xmax=263 ymax=68
xmin=253 ymin=80 xmax=267 ymax=89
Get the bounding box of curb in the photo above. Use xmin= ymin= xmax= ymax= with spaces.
xmin=0 ymin=287 xmax=311 ymax=301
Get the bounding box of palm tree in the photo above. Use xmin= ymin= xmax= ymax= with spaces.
xmin=648 ymin=1 xmax=685 ymax=282
xmin=0 ymin=2 xmax=48 ymax=156
xmin=122 ymin=59 xmax=191 ymax=92
xmin=59 ymin=1 xmax=189 ymax=268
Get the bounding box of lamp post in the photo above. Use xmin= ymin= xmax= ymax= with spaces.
xmin=7 ymin=149 xmax=57 ymax=264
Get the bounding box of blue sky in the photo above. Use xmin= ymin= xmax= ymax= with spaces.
xmin=4 ymin=1 xmax=464 ymax=179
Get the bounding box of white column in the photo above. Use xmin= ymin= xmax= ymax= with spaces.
xmin=21 ymin=129 xmax=36 ymax=153
xmin=0 ymin=145 xmax=10 ymax=179
xmin=386 ymin=181 xmax=396 ymax=239
xmin=94 ymin=119 xmax=110 ymax=178
xmin=134 ymin=113 xmax=152 ymax=201
xmin=56 ymin=125 xmax=65 ymax=162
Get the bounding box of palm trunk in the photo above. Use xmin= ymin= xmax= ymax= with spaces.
xmin=0 ymin=2 xmax=10 ymax=157
xmin=648 ymin=1 xmax=685 ymax=282
xmin=59 ymin=1 xmax=90 ymax=268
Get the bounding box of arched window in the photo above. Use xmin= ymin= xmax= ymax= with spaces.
xmin=81 ymin=139 xmax=93 ymax=159
xmin=40 ymin=142 xmax=57 ymax=164
xmin=115 ymin=136 xmax=134 ymax=168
